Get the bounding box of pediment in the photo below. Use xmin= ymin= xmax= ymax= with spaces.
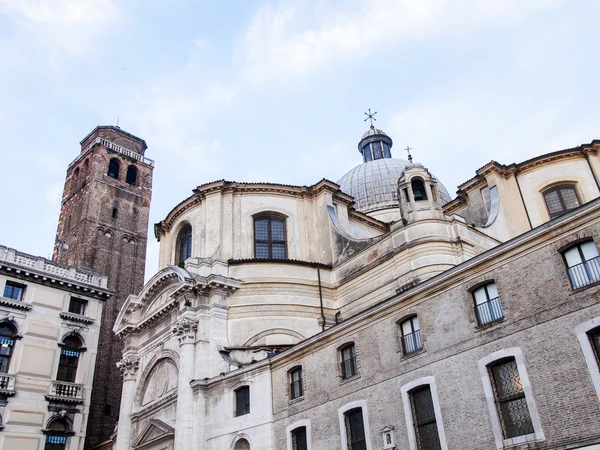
xmin=132 ymin=419 xmax=175 ymax=449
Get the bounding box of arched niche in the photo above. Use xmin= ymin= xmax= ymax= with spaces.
xmin=139 ymin=358 xmax=179 ymax=408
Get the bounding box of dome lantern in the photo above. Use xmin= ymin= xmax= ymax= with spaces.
xmin=358 ymin=127 xmax=394 ymax=163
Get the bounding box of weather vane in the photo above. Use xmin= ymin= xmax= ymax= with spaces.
xmin=405 ymin=146 xmax=413 ymax=163
xmin=364 ymin=109 xmax=377 ymax=128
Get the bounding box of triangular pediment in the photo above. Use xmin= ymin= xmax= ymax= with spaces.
xmin=132 ymin=419 xmax=175 ymax=449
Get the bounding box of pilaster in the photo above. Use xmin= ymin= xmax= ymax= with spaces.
xmin=114 ymin=355 xmax=139 ymax=450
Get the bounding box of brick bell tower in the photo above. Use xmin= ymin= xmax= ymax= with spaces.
xmin=53 ymin=126 xmax=153 ymax=448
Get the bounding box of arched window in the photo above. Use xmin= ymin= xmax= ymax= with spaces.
xmin=408 ymin=385 xmax=442 ymax=449
xmin=254 ymin=214 xmax=286 ymax=259
xmin=0 ymin=323 xmax=17 ymax=374
xmin=57 ymin=335 xmax=83 ymax=383
xmin=400 ymin=316 xmax=422 ymax=355
xmin=126 ymin=165 xmax=138 ymax=185
xmin=234 ymin=438 xmax=250 ymax=450
xmin=543 ymin=185 xmax=580 ymax=219
xmin=107 ymin=158 xmax=120 ymax=179
xmin=176 ymin=224 xmax=192 ymax=264
xmin=411 ymin=178 xmax=428 ymax=201
xmin=44 ymin=417 xmax=70 ymax=450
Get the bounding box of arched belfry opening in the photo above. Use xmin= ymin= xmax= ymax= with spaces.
xmin=108 ymin=158 xmax=120 ymax=179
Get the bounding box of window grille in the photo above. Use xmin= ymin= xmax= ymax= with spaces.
xmin=473 ymin=282 xmax=504 ymax=325
xmin=563 ymin=241 xmax=600 ymax=289
xmin=344 ymin=408 xmax=367 ymax=450
xmin=489 ymin=358 xmax=534 ymax=439
xmin=409 ymin=385 xmax=441 ymax=450
xmin=291 ymin=426 xmax=308 ymax=450
xmin=543 ymin=185 xmax=580 ymax=219
xmin=254 ymin=215 xmax=286 ymax=259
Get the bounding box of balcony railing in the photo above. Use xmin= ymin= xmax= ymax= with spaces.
xmin=475 ymin=296 xmax=504 ymax=326
xmin=0 ymin=373 xmax=16 ymax=395
xmin=47 ymin=380 xmax=84 ymax=403
xmin=403 ymin=330 xmax=423 ymax=355
xmin=568 ymin=257 xmax=600 ymax=289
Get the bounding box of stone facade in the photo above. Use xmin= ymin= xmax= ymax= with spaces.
xmin=111 ymin=127 xmax=600 ymax=449
xmin=0 ymin=245 xmax=110 ymax=450
xmin=53 ymin=126 xmax=154 ymax=448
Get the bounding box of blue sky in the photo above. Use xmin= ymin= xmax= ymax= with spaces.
xmin=1 ymin=0 xmax=599 ymax=277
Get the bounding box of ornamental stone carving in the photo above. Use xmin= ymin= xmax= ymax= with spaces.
xmin=117 ymin=356 xmax=140 ymax=379
xmin=172 ymin=318 xmax=199 ymax=345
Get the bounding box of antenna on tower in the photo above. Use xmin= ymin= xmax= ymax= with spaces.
xmin=116 ymin=116 xmax=120 ymax=128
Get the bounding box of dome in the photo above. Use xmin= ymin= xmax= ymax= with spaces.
xmin=337 ymin=158 xmax=452 ymax=214
xmin=361 ymin=128 xmax=389 ymax=140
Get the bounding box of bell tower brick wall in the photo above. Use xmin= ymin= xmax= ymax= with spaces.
xmin=53 ymin=126 xmax=153 ymax=448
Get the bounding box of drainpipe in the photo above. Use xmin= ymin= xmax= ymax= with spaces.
xmin=317 ymin=265 xmax=325 ymax=332
xmin=514 ymin=170 xmax=533 ymax=230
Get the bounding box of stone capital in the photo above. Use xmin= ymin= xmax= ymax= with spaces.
xmin=117 ymin=356 xmax=140 ymax=380
xmin=172 ymin=317 xmax=199 ymax=345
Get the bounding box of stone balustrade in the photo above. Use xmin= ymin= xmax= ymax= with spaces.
xmin=0 ymin=246 xmax=108 ymax=289
xmin=46 ymin=380 xmax=84 ymax=403
xmin=72 ymin=136 xmax=154 ymax=168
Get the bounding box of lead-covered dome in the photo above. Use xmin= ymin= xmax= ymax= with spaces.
xmin=337 ymin=126 xmax=451 ymax=214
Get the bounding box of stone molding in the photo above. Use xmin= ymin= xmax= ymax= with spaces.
xmin=172 ymin=318 xmax=199 ymax=345
xmin=117 ymin=356 xmax=140 ymax=380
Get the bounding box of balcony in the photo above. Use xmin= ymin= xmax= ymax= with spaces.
xmin=46 ymin=380 xmax=84 ymax=404
xmin=568 ymin=257 xmax=600 ymax=290
xmin=0 ymin=374 xmax=16 ymax=396
xmin=402 ymin=330 xmax=423 ymax=355
xmin=475 ymin=296 xmax=504 ymax=326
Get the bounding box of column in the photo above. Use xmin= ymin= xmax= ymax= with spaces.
xmin=114 ymin=356 xmax=139 ymax=450
xmin=173 ymin=317 xmax=198 ymax=450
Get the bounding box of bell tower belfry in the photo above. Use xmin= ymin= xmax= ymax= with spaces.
xmin=53 ymin=126 xmax=154 ymax=448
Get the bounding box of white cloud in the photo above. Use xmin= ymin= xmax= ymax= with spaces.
xmin=0 ymin=0 xmax=121 ymax=56
xmin=238 ymin=0 xmax=562 ymax=86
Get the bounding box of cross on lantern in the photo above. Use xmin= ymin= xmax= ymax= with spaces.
xmin=364 ymin=109 xmax=377 ymax=128
xmin=405 ymin=146 xmax=413 ymax=162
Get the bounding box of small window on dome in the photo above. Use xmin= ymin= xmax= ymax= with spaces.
xmin=383 ymin=143 xmax=391 ymax=158
xmin=363 ymin=144 xmax=372 ymax=162
xmin=372 ymin=142 xmax=383 ymax=160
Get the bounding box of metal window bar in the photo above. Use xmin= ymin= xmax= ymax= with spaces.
xmin=410 ymin=386 xmax=441 ymax=450
xmin=345 ymin=409 xmax=367 ymax=450
xmin=341 ymin=356 xmax=357 ymax=379
xmin=403 ymin=330 xmax=423 ymax=355
xmin=490 ymin=359 xmax=534 ymax=439
xmin=475 ymin=296 xmax=504 ymax=325
xmin=567 ymin=256 xmax=600 ymax=289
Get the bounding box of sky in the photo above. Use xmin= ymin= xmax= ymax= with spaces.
xmin=1 ymin=0 xmax=599 ymax=279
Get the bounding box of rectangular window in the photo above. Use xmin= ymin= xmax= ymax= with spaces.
xmin=564 ymin=241 xmax=600 ymax=289
xmin=489 ymin=358 xmax=534 ymax=439
xmin=235 ymin=386 xmax=250 ymax=416
xmin=341 ymin=344 xmax=358 ymax=379
xmin=588 ymin=327 xmax=600 ymax=366
xmin=290 ymin=367 xmax=304 ymax=399
xmin=473 ymin=282 xmax=504 ymax=325
xmin=68 ymin=297 xmax=87 ymax=315
xmin=3 ymin=281 xmax=25 ymax=301
xmin=409 ymin=386 xmax=441 ymax=450
xmin=291 ymin=426 xmax=308 ymax=450
xmin=401 ymin=317 xmax=423 ymax=355
xmin=344 ymin=408 xmax=367 ymax=450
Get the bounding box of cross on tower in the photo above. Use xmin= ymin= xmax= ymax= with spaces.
xmin=364 ymin=109 xmax=377 ymax=128
xmin=405 ymin=146 xmax=413 ymax=163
